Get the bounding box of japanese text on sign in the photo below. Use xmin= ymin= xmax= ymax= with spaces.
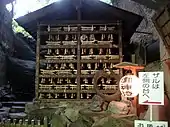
xmin=119 ymin=75 xmax=140 ymax=98
xmin=135 ymin=120 xmax=168 ymax=127
xmin=138 ymin=72 xmax=164 ymax=105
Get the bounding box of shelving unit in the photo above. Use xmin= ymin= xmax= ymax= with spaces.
xmin=35 ymin=21 xmax=123 ymax=102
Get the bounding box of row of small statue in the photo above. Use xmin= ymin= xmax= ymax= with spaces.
xmin=45 ymin=63 xmax=114 ymax=70
xmin=48 ymin=34 xmax=114 ymax=42
xmin=47 ymin=25 xmax=115 ymax=32
xmin=46 ymin=48 xmax=115 ymax=55
xmin=40 ymin=77 xmax=114 ymax=84
xmin=38 ymin=93 xmax=95 ymax=99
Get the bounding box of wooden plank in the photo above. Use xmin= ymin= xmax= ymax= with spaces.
xmin=40 ymin=59 xmax=77 ymax=63
xmin=39 ymin=74 xmax=77 ymax=78
xmin=35 ymin=24 xmax=41 ymax=100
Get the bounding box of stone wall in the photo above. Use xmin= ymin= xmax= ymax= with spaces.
xmin=0 ymin=4 xmax=14 ymax=86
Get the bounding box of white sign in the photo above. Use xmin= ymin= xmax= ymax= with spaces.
xmin=119 ymin=75 xmax=141 ymax=98
xmin=138 ymin=72 xmax=164 ymax=105
xmin=135 ymin=120 xmax=168 ymax=127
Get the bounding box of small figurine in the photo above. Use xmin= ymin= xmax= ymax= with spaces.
xmin=65 ymin=34 xmax=69 ymax=41
xmin=80 ymin=34 xmax=88 ymax=42
xmin=60 ymin=63 xmax=66 ymax=70
xmin=49 ymin=78 xmax=53 ymax=84
xmin=69 ymin=63 xmax=74 ymax=69
xmin=56 ymin=35 xmax=60 ymax=41
xmin=64 ymin=93 xmax=67 ymax=99
xmin=41 ymin=78 xmax=46 ymax=84
xmin=55 ymin=49 xmax=59 ymax=55
xmin=83 ymin=78 xmax=88 ymax=84
xmin=71 ymin=94 xmax=73 ymax=99
xmin=66 ymin=78 xmax=71 ymax=84
xmin=108 ymin=34 xmax=113 ymax=41
xmin=101 ymin=78 xmax=105 ymax=84
xmin=91 ymin=25 xmax=94 ymax=31
xmin=64 ymin=49 xmax=68 ymax=55
xmin=46 ymin=64 xmax=51 ymax=69
xmin=99 ymin=48 xmax=103 ymax=55
xmin=104 ymin=25 xmax=107 ymax=31
xmin=106 ymin=79 xmax=111 ymax=84
xmin=89 ymin=34 xmax=95 ymax=41
xmin=47 ymin=93 xmax=53 ymax=99
xmin=87 ymin=63 xmax=91 ymax=70
xmin=72 ymin=49 xmax=76 ymax=55
xmin=54 ymin=64 xmax=59 ymax=69
xmin=89 ymin=48 xmax=93 ymax=55
xmin=68 ymin=25 xmax=70 ymax=31
xmin=39 ymin=93 xmax=44 ymax=99
xmin=47 ymin=49 xmax=52 ymax=55
xmin=87 ymin=94 xmax=90 ymax=99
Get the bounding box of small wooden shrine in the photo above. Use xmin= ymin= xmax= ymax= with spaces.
xmin=16 ymin=0 xmax=142 ymax=102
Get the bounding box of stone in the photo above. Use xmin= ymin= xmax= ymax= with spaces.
xmin=92 ymin=116 xmax=133 ymax=127
xmin=102 ymin=102 xmax=109 ymax=111
xmin=25 ymin=102 xmax=40 ymax=113
xmin=50 ymin=108 xmax=71 ymax=127
xmin=107 ymin=101 xmax=130 ymax=115
xmin=69 ymin=111 xmax=94 ymax=127
xmin=89 ymin=95 xmax=104 ymax=112
xmin=64 ymin=108 xmax=80 ymax=122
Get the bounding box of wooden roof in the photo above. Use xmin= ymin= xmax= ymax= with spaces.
xmin=15 ymin=0 xmax=143 ymax=41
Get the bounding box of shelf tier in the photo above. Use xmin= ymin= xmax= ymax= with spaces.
xmin=38 ymin=89 xmax=116 ymax=93
xmin=40 ymin=59 xmax=77 ymax=63
xmin=40 ymin=44 xmax=118 ymax=49
xmin=40 ymin=59 xmax=119 ymax=63
xmin=39 ymin=74 xmax=95 ymax=78
xmin=40 ymin=30 xmax=118 ymax=35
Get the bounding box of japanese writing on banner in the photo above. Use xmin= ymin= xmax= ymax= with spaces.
xmin=135 ymin=120 xmax=168 ymax=127
xmin=138 ymin=72 xmax=164 ymax=105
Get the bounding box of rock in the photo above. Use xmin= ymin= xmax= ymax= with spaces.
xmin=64 ymin=108 xmax=80 ymax=122
xmin=50 ymin=108 xmax=71 ymax=127
xmin=102 ymin=102 xmax=109 ymax=111
xmin=25 ymin=102 xmax=40 ymax=113
xmin=107 ymin=101 xmax=130 ymax=115
xmin=27 ymin=108 xmax=58 ymax=121
xmin=50 ymin=114 xmax=70 ymax=127
xmin=89 ymin=95 xmax=104 ymax=112
xmin=69 ymin=111 xmax=94 ymax=127
xmin=92 ymin=116 xmax=133 ymax=127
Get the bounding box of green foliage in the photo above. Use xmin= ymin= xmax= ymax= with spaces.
xmin=12 ymin=19 xmax=32 ymax=38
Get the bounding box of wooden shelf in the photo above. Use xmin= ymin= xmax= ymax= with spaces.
xmin=40 ymin=45 xmax=77 ymax=49
xmin=80 ymin=74 xmax=94 ymax=78
xmin=39 ymin=74 xmax=77 ymax=78
xmin=81 ymin=89 xmax=117 ymax=93
xmin=80 ymin=59 xmax=119 ymax=63
xmin=40 ymin=59 xmax=77 ymax=63
xmin=40 ymin=30 xmax=117 ymax=35
xmin=38 ymin=89 xmax=77 ymax=93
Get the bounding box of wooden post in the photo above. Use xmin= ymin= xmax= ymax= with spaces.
xmin=35 ymin=23 xmax=40 ymax=101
